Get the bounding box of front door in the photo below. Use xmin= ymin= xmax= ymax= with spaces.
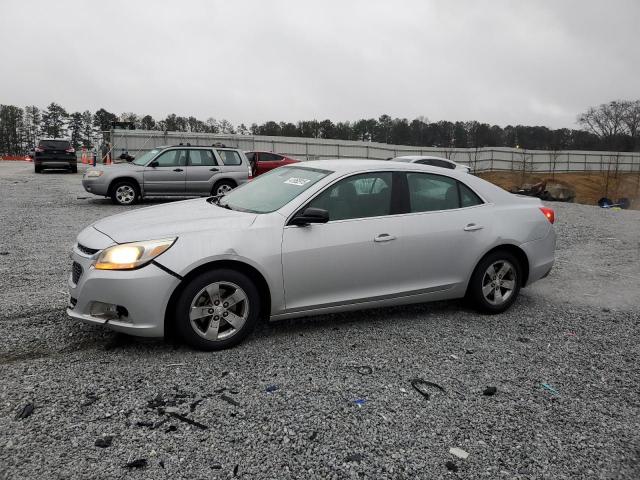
xmin=143 ymin=149 xmax=187 ymax=194
xmin=281 ymin=171 xmax=397 ymax=312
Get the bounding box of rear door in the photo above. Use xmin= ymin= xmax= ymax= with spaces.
xmin=390 ymin=172 xmax=491 ymax=292
xmin=216 ymin=149 xmax=248 ymax=185
xmin=185 ymin=149 xmax=219 ymax=194
xmin=143 ymin=148 xmax=187 ymax=194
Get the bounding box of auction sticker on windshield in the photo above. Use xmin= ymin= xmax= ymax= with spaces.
xmin=284 ymin=177 xmax=311 ymax=186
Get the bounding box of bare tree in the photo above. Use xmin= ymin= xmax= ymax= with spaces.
xmin=621 ymin=100 xmax=640 ymax=142
xmin=577 ymin=101 xmax=627 ymax=148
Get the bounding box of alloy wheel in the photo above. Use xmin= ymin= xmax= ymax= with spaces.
xmin=189 ymin=281 xmax=249 ymax=341
xmin=481 ymin=260 xmax=516 ymax=306
xmin=115 ymin=185 xmax=135 ymax=204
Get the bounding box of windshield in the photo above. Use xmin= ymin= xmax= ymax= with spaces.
xmin=132 ymin=148 xmax=162 ymax=165
xmin=221 ymin=166 xmax=332 ymax=213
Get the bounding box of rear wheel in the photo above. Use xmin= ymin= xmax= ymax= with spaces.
xmin=211 ymin=180 xmax=236 ymax=197
xmin=34 ymin=165 xmax=42 ymax=173
xmin=175 ymin=269 xmax=259 ymax=350
xmin=468 ymin=250 xmax=521 ymax=313
xmin=110 ymin=180 xmax=140 ymax=205
xmin=70 ymin=164 xmax=78 ymax=173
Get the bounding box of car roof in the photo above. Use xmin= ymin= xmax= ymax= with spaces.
xmin=157 ymin=145 xmax=239 ymax=150
xmin=296 ymin=159 xmax=464 ymax=176
xmin=393 ymin=155 xmax=452 ymax=162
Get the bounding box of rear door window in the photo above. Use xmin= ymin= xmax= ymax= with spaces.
xmin=188 ymin=149 xmax=217 ymax=166
xmin=259 ymin=152 xmax=283 ymax=162
xmin=459 ymin=182 xmax=483 ymax=207
xmin=406 ymin=172 xmax=460 ymax=212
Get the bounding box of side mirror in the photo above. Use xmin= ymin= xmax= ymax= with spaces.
xmin=290 ymin=207 xmax=329 ymax=226
xmin=149 ymin=160 xmax=159 ymax=168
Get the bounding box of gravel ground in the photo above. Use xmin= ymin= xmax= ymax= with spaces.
xmin=1 ymin=160 xmax=639 ymax=479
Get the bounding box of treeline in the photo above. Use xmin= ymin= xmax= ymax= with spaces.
xmin=1 ymin=100 xmax=639 ymax=156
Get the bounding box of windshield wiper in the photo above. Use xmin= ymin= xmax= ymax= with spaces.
xmin=207 ymin=194 xmax=233 ymax=210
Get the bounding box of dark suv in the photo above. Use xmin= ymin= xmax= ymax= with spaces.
xmin=34 ymin=138 xmax=77 ymax=173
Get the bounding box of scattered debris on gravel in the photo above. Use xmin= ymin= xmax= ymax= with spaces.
xmin=1 ymin=161 xmax=640 ymax=478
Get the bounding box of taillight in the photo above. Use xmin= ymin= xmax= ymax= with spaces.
xmin=539 ymin=207 xmax=555 ymax=224
xmin=35 ymin=147 xmax=44 ymax=152
xmin=66 ymin=147 xmax=75 ymax=153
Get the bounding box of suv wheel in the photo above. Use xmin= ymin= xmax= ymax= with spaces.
xmin=110 ymin=180 xmax=140 ymax=205
xmin=468 ymin=250 xmax=521 ymax=314
xmin=175 ymin=269 xmax=260 ymax=350
xmin=70 ymin=165 xmax=78 ymax=174
xmin=34 ymin=165 xmax=42 ymax=173
xmin=212 ymin=180 xmax=236 ymax=197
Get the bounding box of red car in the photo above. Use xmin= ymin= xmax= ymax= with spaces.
xmin=245 ymin=151 xmax=300 ymax=176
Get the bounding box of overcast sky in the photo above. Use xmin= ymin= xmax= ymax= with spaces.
xmin=1 ymin=0 xmax=638 ymax=129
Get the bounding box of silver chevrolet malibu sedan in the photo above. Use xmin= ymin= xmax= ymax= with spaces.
xmin=68 ymin=160 xmax=556 ymax=350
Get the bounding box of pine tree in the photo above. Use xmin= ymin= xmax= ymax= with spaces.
xmin=69 ymin=112 xmax=84 ymax=149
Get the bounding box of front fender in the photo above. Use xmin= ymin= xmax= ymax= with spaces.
xmin=153 ymin=223 xmax=285 ymax=314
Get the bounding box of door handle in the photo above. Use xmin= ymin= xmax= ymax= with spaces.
xmin=464 ymin=223 xmax=484 ymax=232
xmin=173 ymin=168 xmax=184 ymax=172
xmin=374 ymin=233 xmax=397 ymax=242
xmin=209 ymin=168 xmax=219 ymax=172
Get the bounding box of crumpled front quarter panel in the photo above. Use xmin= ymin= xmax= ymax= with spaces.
xmin=155 ymin=214 xmax=286 ymax=314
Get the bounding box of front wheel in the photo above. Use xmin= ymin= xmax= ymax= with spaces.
xmin=468 ymin=251 xmax=521 ymax=313
xmin=110 ymin=180 xmax=139 ymax=205
xmin=175 ymin=269 xmax=260 ymax=350
xmin=34 ymin=164 xmax=42 ymax=173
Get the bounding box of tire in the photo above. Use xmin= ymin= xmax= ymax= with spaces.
xmin=110 ymin=180 xmax=140 ymax=205
xmin=468 ymin=250 xmax=522 ymax=314
xmin=70 ymin=165 xmax=78 ymax=173
xmin=175 ymin=269 xmax=260 ymax=351
xmin=34 ymin=165 xmax=42 ymax=173
xmin=211 ymin=179 xmax=236 ymax=197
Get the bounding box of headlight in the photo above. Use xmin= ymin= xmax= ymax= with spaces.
xmin=86 ymin=170 xmax=104 ymax=177
xmin=94 ymin=238 xmax=176 ymax=270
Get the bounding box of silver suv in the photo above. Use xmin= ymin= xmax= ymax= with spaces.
xmin=82 ymin=145 xmax=251 ymax=205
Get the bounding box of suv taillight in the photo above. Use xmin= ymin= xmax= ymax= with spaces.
xmin=66 ymin=147 xmax=75 ymax=153
xmin=35 ymin=147 xmax=44 ymax=152
xmin=539 ymin=207 xmax=555 ymax=224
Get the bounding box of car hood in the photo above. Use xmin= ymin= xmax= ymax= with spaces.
xmin=91 ymin=198 xmax=257 ymax=243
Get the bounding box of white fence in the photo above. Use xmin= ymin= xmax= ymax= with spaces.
xmin=109 ymin=129 xmax=640 ymax=174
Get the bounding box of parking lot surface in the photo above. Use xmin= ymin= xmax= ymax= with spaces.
xmin=1 ymin=161 xmax=639 ymax=479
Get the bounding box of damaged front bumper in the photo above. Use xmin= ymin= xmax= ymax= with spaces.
xmin=66 ymin=229 xmax=180 ymax=337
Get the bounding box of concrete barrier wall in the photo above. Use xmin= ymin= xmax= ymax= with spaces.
xmin=109 ymin=130 xmax=640 ymax=174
